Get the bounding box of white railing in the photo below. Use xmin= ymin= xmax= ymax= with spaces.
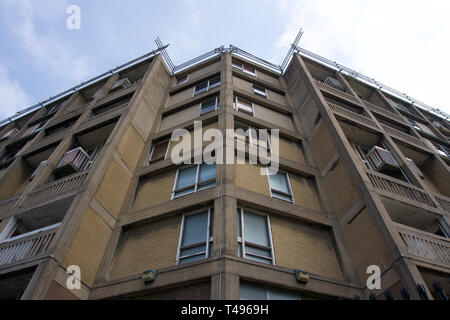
xmin=0 ymin=195 xmax=20 ymax=215
xmin=396 ymin=223 xmax=450 ymax=267
xmin=0 ymin=223 xmax=59 ymax=266
xmin=328 ymin=103 xmax=378 ymax=129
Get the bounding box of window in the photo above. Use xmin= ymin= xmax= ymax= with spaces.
xmin=268 ymin=171 xmax=294 ymax=202
xmin=252 ymin=84 xmax=267 ymax=97
xmin=193 ymin=75 xmax=220 ymax=96
xmin=232 ymin=60 xmax=257 ymax=76
xmin=172 ymin=163 xmax=216 ymax=198
xmin=149 ymin=140 xmax=169 ymax=162
xmin=176 ymin=75 xmax=189 ymax=86
xmin=240 ymin=282 xmax=300 ymax=300
xmin=199 ymin=96 xmax=219 ymax=115
xmin=177 ymin=208 xmax=214 ymax=264
xmin=32 ymin=121 xmax=46 ymax=133
xmin=435 ymin=144 xmax=449 ymax=158
xmin=234 ymin=121 xmax=271 ymax=152
xmin=409 ymin=120 xmax=423 ymax=131
xmin=237 ymin=208 xmax=274 ymax=264
xmin=234 ymin=96 xmax=254 ymax=115
xmin=395 ymin=103 xmax=409 ymax=113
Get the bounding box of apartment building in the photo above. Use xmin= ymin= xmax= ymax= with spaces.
xmin=0 ymin=44 xmax=448 ymax=300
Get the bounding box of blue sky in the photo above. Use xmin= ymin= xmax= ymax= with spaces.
xmin=1 ymin=0 xmax=449 ymax=120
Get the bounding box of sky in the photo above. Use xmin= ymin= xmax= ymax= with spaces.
xmin=1 ymin=0 xmax=449 ymax=120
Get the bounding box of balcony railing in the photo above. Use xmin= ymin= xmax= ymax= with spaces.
xmin=315 ymin=80 xmax=360 ymax=105
xmin=78 ymin=103 xmax=129 ymax=131
xmin=21 ymin=171 xmax=88 ymax=208
xmin=435 ymin=193 xmax=450 ymax=212
xmin=0 ymin=195 xmax=20 ymax=215
xmin=366 ymin=169 xmax=437 ymax=209
xmin=381 ymin=124 xmax=428 ymax=149
xmin=396 ymin=223 xmax=450 ymax=267
xmin=97 ymin=80 xmax=142 ymax=104
xmin=328 ymin=103 xmax=378 ymax=130
xmin=366 ymin=146 xmax=400 ymax=171
xmin=0 ymin=223 xmax=59 ymax=267
xmin=362 ymin=100 xmax=405 ymax=124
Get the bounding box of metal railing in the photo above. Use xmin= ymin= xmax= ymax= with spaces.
xmin=366 ymin=169 xmax=437 ymax=208
xmin=328 ymin=102 xmax=378 ymax=129
xmin=0 ymin=223 xmax=59 ymax=266
xmin=97 ymin=80 xmax=142 ymax=103
xmin=396 ymin=223 xmax=450 ymax=266
xmin=381 ymin=124 xmax=428 ymax=149
xmin=0 ymin=195 xmax=20 ymax=215
xmin=88 ymin=103 xmax=129 ymax=123
xmin=21 ymin=171 xmax=88 ymax=208
xmin=315 ymin=80 xmax=360 ymax=105
xmin=362 ymin=100 xmax=405 ymax=123
xmin=435 ymin=194 xmax=450 ymax=212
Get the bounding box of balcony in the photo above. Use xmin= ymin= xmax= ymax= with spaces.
xmin=314 ymin=80 xmax=360 ymax=105
xmin=435 ymin=194 xmax=450 ymax=212
xmin=77 ymin=103 xmax=129 ymax=132
xmin=0 ymin=195 xmax=20 ymax=216
xmin=396 ymin=223 xmax=450 ymax=267
xmin=20 ymin=171 xmax=88 ymax=209
xmin=362 ymin=99 xmax=404 ymax=124
xmin=366 ymin=146 xmax=400 ymax=172
xmin=381 ymin=124 xmax=428 ymax=150
xmin=96 ymin=80 xmax=142 ymax=105
xmin=328 ymin=103 xmax=378 ymax=130
xmin=0 ymin=223 xmax=59 ymax=267
xmin=366 ymin=169 xmax=437 ymax=209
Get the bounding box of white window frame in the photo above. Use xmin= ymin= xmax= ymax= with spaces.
xmin=176 ymin=208 xmax=214 ymax=265
xmin=193 ymin=75 xmax=221 ymax=96
xmin=252 ymin=83 xmax=267 ymax=98
xmin=267 ymin=169 xmax=295 ymax=203
xmin=149 ymin=139 xmax=170 ymax=162
xmin=237 ymin=208 xmax=275 ymax=265
xmin=232 ymin=61 xmax=257 ymax=77
xmin=176 ymin=74 xmax=189 ymax=86
xmin=409 ymin=119 xmax=423 ymax=132
xmin=199 ymin=96 xmax=219 ymax=116
xmin=233 ymin=96 xmax=255 ymax=116
xmin=234 ymin=122 xmax=271 ymax=152
xmin=171 ymin=164 xmax=216 ymax=199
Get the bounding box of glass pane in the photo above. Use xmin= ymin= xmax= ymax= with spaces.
xmin=243 ymin=211 xmax=269 ymax=247
xmin=245 ymin=245 xmax=271 ymax=257
xmin=268 ymin=289 xmax=300 ymax=300
xmin=150 ymin=141 xmax=168 ymax=161
xmin=272 ymin=191 xmax=292 ymax=202
xmin=240 ymin=282 xmax=267 ymax=300
xmin=200 ymin=99 xmax=217 ymax=114
xmin=176 ymin=166 xmax=197 ymax=190
xmin=195 ymin=81 xmax=208 ymax=94
xmin=198 ymin=181 xmax=215 ymax=191
xmin=238 ymin=243 xmax=242 ymax=257
xmin=209 ymin=75 xmax=220 ymax=88
xmin=246 ymin=254 xmax=272 ymax=264
xmin=180 ymin=244 xmax=206 ymax=257
xmin=269 ymin=173 xmax=289 ymax=194
xmin=209 ymin=210 xmax=214 ymax=237
xmin=237 ymin=210 xmax=242 ymax=237
xmin=253 ymin=84 xmax=266 ymax=96
xmin=199 ymin=163 xmax=216 ymax=183
xmin=237 ymin=98 xmax=253 ymax=113
xmin=182 ymin=211 xmax=208 ymax=246
xmin=179 ymin=254 xmax=204 ymax=264
xmin=174 ymin=187 xmax=195 ymax=198
xmin=243 ymin=64 xmax=256 ymax=74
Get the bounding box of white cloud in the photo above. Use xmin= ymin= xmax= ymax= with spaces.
xmin=271 ymin=0 xmax=450 ymax=115
xmin=3 ymin=0 xmax=91 ymax=83
xmin=0 ymin=65 xmax=32 ymax=119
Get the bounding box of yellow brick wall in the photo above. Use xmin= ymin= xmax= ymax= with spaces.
xmin=62 ymin=207 xmax=112 ymax=286
xmin=277 ymin=136 xmax=306 ymax=165
xmin=94 ymin=159 xmax=131 ymax=219
xmin=110 ymin=215 xmax=181 ymax=280
xmin=342 ymin=208 xmax=392 ymax=283
xmin=290 ymin=174 xmax=321 ymax=211
xmin=235 ymin=163 xmax=270 ymax=197
xmin=167 ymin=122 xmax=218 ymax=160
xmin=117 ymin=125 xmax=145 ymax=171
xmin=271 ymin=215 xmax=344 ymax=280
xmin=133 ymin=170 xmax=175 ymax=211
